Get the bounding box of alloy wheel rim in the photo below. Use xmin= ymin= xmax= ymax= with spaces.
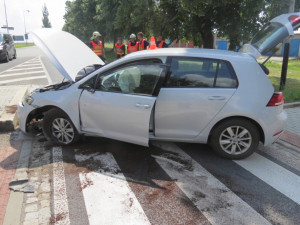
xmin=219 ymin=126 xmax=252 ymax=155
xmin=51 ymin=118 xmax=74 ymax=144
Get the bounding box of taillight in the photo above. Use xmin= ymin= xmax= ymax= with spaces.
xmin=267 ymin=92 xmax=284 ymax=106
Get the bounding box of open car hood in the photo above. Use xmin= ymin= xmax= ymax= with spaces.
xmin=32 ymin=29 xmax=104 ymax=82
xmin=242 ymin=12 xmax=300 ymax=59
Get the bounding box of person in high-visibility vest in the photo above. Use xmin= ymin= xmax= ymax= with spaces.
xmin=114 ymin=37 xmax=125 ymax=58
xmin=137 ymin=32 xmax=149 ymax=51
xmin=156 ymin=35 xmax=168 ymax=48
xmin=127 ymin=34 xmax=139 ymax=54
xmin=89 ymin=31 xmax=105 ymax=61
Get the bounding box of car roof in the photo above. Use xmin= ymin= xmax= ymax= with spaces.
xmin=120 ymin=48 xmax=254 ymax=63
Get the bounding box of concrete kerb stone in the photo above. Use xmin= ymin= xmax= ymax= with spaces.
xmin=3 ymin=139 xmax=33 ymax=225
xmin=284 ymin=101 xmax=300 ymax=109
xmin=0 ymin=87 xmax=28 ymax=132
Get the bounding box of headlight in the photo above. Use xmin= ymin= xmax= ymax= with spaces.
xmin=22 ymin=95 xmax=34 ymax=105
xmin=0 ymin=45 xmax=3 ymax=50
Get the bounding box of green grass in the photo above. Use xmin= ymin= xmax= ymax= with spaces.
xmin=104 ymin=42 xmax=117 ymax=62
xmin=265 ymin=59 xmax=300 ymax=103
xmin=14 ymin=43 xmax=35 ymax=48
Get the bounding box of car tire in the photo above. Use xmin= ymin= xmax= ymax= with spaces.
xmin=13 ymin=50 xmax=17 ymax=59
xmin=209 ymin=119 xmax=260 ymax=159
xmin=42 ymin=108 xmax=80 ymax=145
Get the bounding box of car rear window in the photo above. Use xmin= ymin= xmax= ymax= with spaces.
xmin=166 ymin=57 xmax=237 ymax=88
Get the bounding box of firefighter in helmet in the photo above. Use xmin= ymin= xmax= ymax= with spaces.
xmin=89 ymin=31 xmax=105 ymax=61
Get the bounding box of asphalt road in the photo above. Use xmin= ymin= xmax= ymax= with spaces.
xmin=22 ymin=134 xmax=300 ymax=225
xmin=0 ymin=46 xmax=64 ymax=86
xmin=1 ymin=46 xmax=300 ymax=224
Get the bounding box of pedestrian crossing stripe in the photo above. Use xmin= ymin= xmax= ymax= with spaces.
xmin=49 ymin=141 xmax=300 ymax=224
xmin=0 ymin=57 xmax=50 ymax=86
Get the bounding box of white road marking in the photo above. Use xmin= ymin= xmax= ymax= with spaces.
xmin=152 ymin=141 xmax=271 ymax=225
xmin=234 ymin=153 xmax=300 ymax=205
xmin=52 ymin=147 xmax=71 ymax=225
xmin=0 ymin=76 xmax=47 ymax=85
xmin=18 ymin=63 xmax=43 ymax=67
xmin=39 ymin=56 xmax=52 ymax=83
xmin=75 ymin=151 xmax=151 ymax=225
xmin=4 ymin=67 xmax=43 ymax=72
xmin=0 ymin=70 xmax=45 ymax=78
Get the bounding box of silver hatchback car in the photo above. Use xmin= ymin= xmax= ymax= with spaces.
xmin=18 ymin=13 xmax=300 ymax=159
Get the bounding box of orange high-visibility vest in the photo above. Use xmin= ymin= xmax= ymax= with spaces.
xmin=127 ymin=42 xmax=139 ymax=53
xmin=157 ymin=40 xmax=165 ymax=48
xmin=138 ymin=39 xmax=145 ymax=51
xmin=115 ymin=43 xmax=125 ymax=55
xmin=90 ymin=40 xmax=103 ymax=56
xmin=149 ymin=36 xmax=157 ymax=50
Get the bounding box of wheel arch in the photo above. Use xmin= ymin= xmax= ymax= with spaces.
xmin=208 ymin=116 xmax=265 ymax=144
xmin=26 ymin=105 xmax=72 ymax=131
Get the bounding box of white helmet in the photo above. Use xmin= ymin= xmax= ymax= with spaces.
xmin=93 ymin=31 xmax=101 ymax=39
xmin=130 ymin=33 xmax=136 ymax=39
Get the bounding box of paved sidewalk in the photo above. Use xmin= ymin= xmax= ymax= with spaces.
xmin=280 ymin=106 xmax=300 ymax=148
xmin=0 ymin=87 xmax=21 ymax=118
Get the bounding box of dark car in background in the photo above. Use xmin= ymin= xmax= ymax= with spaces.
xmin=0 ymin=33 xmax=16 ymax=63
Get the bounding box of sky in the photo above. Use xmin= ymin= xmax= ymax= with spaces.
xmin=0 ymin=0 xmax=69 ymax=40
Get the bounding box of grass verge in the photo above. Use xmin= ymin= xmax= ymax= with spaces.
xmin=14 ymin=43 xmax=35 ymax=48
xmin=265 ymin=59 xmax=300 ymax=103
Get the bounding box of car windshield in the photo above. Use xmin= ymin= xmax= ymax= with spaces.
xmin=250 ymin=22 xmax=289 ymax=55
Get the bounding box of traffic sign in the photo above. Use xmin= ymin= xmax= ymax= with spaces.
xmin=1 ymin=26 xmax=14 ymax=30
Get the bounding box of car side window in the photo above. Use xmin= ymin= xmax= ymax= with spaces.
xmin=215 ymin=62 xmax=238 ymax=88
xmin=95 ymin=64 xmax=163 ymax=96
xmin=166 ymin=58 xmax=218 ymax=88
xmin=166 ymin=57 xmax=237 ymax=88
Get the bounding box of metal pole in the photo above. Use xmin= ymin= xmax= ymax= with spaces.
xmin=280 ymin=42 xmax=290 ymax=91
xmin=23 ymin=10 xmax=29 ymax=45
xmin=4 ymin=0 xmax=9 ymax=33
xmin=279 ymin=0 xmax=295 ymax=91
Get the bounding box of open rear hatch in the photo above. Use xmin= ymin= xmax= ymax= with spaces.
xmin=242 ymin=12 xmax=300 ymax=59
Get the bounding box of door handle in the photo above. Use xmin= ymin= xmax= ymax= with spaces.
xmin=136 ymin=103 xmax=151 ymax=109
xmin=208 ymin=96 xmax=226 ymax=100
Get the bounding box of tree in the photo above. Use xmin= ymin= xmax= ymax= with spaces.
xmin=42 ymin=4 xmax=52 ymax=28
xmin=63 ymin=0 xmax=293 ymax=49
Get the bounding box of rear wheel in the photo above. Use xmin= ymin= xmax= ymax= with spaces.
xmin=209 ymin=119 xmax=260 ymax=159
xmin=42 ymin=108 xmax=79 ymax=145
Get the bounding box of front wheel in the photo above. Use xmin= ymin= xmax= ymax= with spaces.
xmin=42 ymin=108 xmax=79 ymax=145
xmin=209 ymin=119 xmax=260 ymax=159
xmin=13 ymin=50 xmax=17 ymax=59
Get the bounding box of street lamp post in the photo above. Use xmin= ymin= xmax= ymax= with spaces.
xmin=4 ymin=0 xmax=9 ymax=33
xmin=23 ymin=10 xmax=30 ymax=45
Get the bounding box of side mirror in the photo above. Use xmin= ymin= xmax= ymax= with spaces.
xmin=84 ymin=85 xmax=95 ymax=94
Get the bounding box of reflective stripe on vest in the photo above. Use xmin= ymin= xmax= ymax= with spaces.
xmin=157 ymin=40 xmax=165 ymax=49
xmin=90 ymin=41 xmax=103 ymax=56
xmin=128 ymin=42 xmax=139 ymax=53
xmin=115 ymin=43 xmax=125 ymax=55
xmin=138 ymin=39 xmax=145 ymax=51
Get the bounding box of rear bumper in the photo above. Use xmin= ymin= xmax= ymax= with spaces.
xmin=263 ymin=110 xmax=287 ymax=146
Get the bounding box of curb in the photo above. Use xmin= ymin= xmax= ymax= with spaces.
xmin=284 ymin=101 xmax=300 ymax=109
xmin=3 ymin=138 xmax=33 ymax=225
xmin=277 ymin=139 xmax=300 ymax=155
xmin=0 ymin=87 xmax=28 ymax=132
